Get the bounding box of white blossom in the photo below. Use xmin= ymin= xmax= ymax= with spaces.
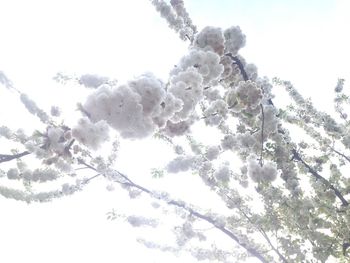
xmin=151 ymin=0 xmax=194 ymax=40
xmin=245 ymin=63 xmax=258 ymax=81
xmin=47 ymin=127 xmax=65 ymax=154
xmin=169 ymin=68 xmax=203 ymax=121
xmin=204 ymin=88 xmax=221 ymax=102
xmin=236 ymin=132 xmax=258 ymax=150
xmin=24 ymin=168 xmax=59 ymax=183
xmin=235 ymin=80 xmax=262 ymax=110
xmin=247 ymin=155 xmax=277 ymax=183
xmin=54 ymin=159 xmax=72 ymax=172
xmin=15 ymin=129 xmax=28 ymax=143
xmin=20 ymin=93 xmax=49 ymax=123
xmin=262 ymin=105 xmax=278 ymax=136
xmin=61 ymin=183 xmax=77 ymax=195
xmin=174 ymin=145 xmax=185 ymax=154
xmin=153 ymin=93 xmax=183 ymax=128
xmin=7 ymin=168 xmax=20 ymax=180
xmin=224 ymin=26 xmax=246 ymax=55
xmin=166 ymin=155 xmax=199 ymax=173
xmin=126 ymin=215 xmax=158 ymax=227
xmin=205 ymin=145 xmax=221 ymax=160
xmin=334 ymin=78 xmax=344 ymax=93
xmin=83 ymin=74 xmax=182 ymax=139
xmin=194 ymin=26 xmax=225 ymax=55
xmin=0 ymin=71 xmax=13 ymax=89
xmin=72 ymin=117 xmax=109 ymax=150
xmin=214 ymin=165 xmax=231 ymax=183
xmin=106 ymin=184 xmax=115 ymax=191
xmin=0 ymin=186 xmax=27 ymax=202
xmin=170 ymin=0 xmax=196 ymax=36
xmin=203 ymin=99 xmax=228 ymax=126
xmin=221 ymin=134 xmax=237 ymax=150
xmin=0 ymin=126 xmax=12 ymax=139
xmin=50 ymin=106 xmax=61 ymax=117
xmin=79 ymin=74 xmax=108 ymax=88
xmin=163 ymin=118 xmax=194 ymax=137
xmin=171 ymin=49 xmax=224 ymax=85
xmin=342 ymin=134 xmax=350 ymax=149
xmin=24 ymin=141 xmax=36 ymax=153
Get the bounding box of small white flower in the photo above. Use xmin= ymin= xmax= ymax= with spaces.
xmin=7 ymin=168 xmax=20 ymax=180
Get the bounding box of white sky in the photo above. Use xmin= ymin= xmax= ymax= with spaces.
xmin=0 ymin=0 xmax=350 ymax=262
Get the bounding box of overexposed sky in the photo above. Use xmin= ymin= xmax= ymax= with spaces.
xmin=0 ymin=1 xmax=349 ymax=262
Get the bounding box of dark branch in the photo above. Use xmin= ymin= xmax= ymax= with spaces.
xmin=1 ymin=139 xmax=76 ymax=165
xmin=0 ymin=151 xmax=31 ymax=163
xmin=292 ymin=149 xmax=349 ymax=206
xmin=79 ymin=160 xmax=270 ymax=263
xmin=124 ymin=179 xmax=269 ymax=262
xmin=330 ymin=147 xmax=350 ymax=163
xmin=225 ymin=53 xmax=249 ymax=81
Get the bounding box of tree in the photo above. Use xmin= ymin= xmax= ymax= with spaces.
xmin=1 ymin=0 xmax=350 ymax=262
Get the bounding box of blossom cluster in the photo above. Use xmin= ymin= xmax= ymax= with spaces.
xmin=151 ymin=0 xmax=196 ymax=40
xmin=226 ymin=80 xmax=263 ymax=111
xmin=83 ymin=74 xmax=182 ymax=139
xmin=214 ymin=164 xmax=231 ymax=184
xmin=81 ymin=59 xmax=220 ymax=140
xmin=171 ymin=49 xmax=224 ymax=85
xmin=194 ymin=26 xmax=246 ymax=56
xmin=247 ymin=155 xmax=278 ymax=183
xmin=79 ymin=74 xmax=109 ymax=89
xmin=72 ymin=117 xmax=109 ymax=150
xmin=166 ymin=155 xmax=200 ymax=173
xmin=126 ymin=215 xmax=158 ymax=228
xmin=20 ymin=93 xmax=49 ymax=123
xmin=7 ymin=167 xmax=59 ymax=182
xmin=0 ymin=180 xmax=83 ymax=203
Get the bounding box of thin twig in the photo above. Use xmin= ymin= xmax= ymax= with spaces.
xmin=84 ymin=173 xmax=101 ymax=183
xmin=330 ymin=147 xmax=350 ymax=163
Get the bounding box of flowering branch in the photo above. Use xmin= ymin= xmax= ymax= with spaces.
xmin=229 ymin=54 xmax=349 ymax=209
xmin=292 ymin=149 xmax=349 ymax=207
xmin=78 ymin=159 xmax=270 ymax=263
xmin=128 ymin=186 xmax=269 ymax=262
xmin=224 ymin=194 xmax=289 ymax=263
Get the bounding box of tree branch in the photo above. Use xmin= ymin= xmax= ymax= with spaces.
xmin=292 ymin=149 xmax=349 ymax=206
xmin=0 ymin=151 xmax=31 ymax=163
xmin=225 ymin=53 xmax=249 ymax=81
xmin=228 ymin=54 xmax=349 ymax=208
xmin=330 ymin=147 xmax=350 ymax=164
xmin=79 ymin=160 xmax=270 ymax=263
xmin=224 ymin=194 xmax=289 ymax=263
xmin=124 ymin=179 xmax=269 ymax=262
xmin=0 ymin=139 xmax=75 ymax=164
